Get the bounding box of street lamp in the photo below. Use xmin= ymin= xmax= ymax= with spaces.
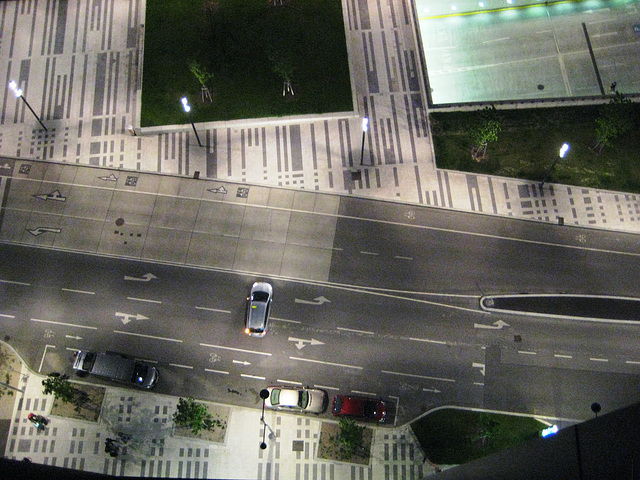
xmin=8 ymin=80 xmax=48 ymax=131
xmin=181 ymin=97 xmax=203 ymax=147
xmin=539 ymin=142 xmax=569 ymax=189
xmin=259 ymin=389 xmax=270 ymax=450
xmin=359 ymin=117 xmax=369 ymax=166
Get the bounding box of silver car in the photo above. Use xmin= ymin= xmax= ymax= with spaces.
xmin=244 ymin=282 xmax=273 ymax=337
xmin=266 ymin=386 xmax=328 ymax=414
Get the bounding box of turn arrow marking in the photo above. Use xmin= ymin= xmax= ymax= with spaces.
xmin=474 ymin=320 xmax=510 ymax=330
xmin=124 ymin=273 xmax=158 ymax=282
xmin=33 ymin=190 xmax=66 ymax=202
xmin=116 ymin=312 xmax=149 ymax=325
xmin=232 ymin=360 xmax=251 ymax=366
xmin=294 ymin=296 xmax=331 ymax=306
xmin=27 ymin=227 xmax=61 ymax=236
xmin=288 ymin=337 xmax=325 ymax=350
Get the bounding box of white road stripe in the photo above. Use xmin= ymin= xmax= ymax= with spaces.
xmin=205 ymin=368 xmax=229 ymax=375
xmin=625 ymin=360 xmax=640 ymax=365
xmin=169 ymin=363 xmax=193 ymax=369
xmin=241 ymin=374 xmax=266 ymax=380
xmin=195 ymin=306 xmax=231 ymax=314
xmin=200 ymin=343 xmax=272 ymax=356
xmin=0 ymin=314 xmax=15 ymax=318
xmin=351 ymin=390 xmax=377 ymax=396
xmin=61 ymin=288 xmax=95 ymax=295
xmin=290 ymin=356 xmax=362 ymax=370
xmin=272 ymin=317 xmax=301 ymax=324
xmin=554 ymin=354 xmax=573 ymax=359
xmin=127 ymin=297 xmax=162 ymax=304
xmin=518 ymin=350 xmax=537 ymax=355
xmin=337 ymin=327 xmax=374 ymax=335
xmin=409 ymin=337 xmax=447 ymax=345
xmin=114 ymin=330 xmax=182 ymax=343
xmin=590 ymin=357 xmax=608 ymax=362
xmin=0 ymin=279 xmax=30 ymax=286
xmin=381 ymin=370 xmax=456 ymax=383
xmin=359 ymin=251 xmax=379 ymax=256
xmin=314 ymin=384 xmax=340 ymax=391
xmin=394 ymin=256 xmax=413 ymax=260
xmin=474 ymin=382 xmax=485 ymax=386
xmin=31 ymin=318 xmax=97 ymax=330
xmin=277 ymin=379 xmax=302 ymax=385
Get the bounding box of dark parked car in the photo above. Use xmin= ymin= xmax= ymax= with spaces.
xmin=332 ymin=395 xmax=387 ymax=423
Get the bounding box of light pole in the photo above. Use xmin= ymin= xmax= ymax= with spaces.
xmin=181 ymin=97 xmax=203 ymax=147
xmin=359 ymin=117 xmax=369 ymax=166
xmin=539 ymin=142 xmax=569 ymax=189
xmin=8 ymin=80 xmax=47 ymax=131
xmin=259 ymin=389 xmax=270 ymax=450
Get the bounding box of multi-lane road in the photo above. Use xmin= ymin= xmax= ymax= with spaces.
xmin=1 ymin=163 xmax=639 ymax=425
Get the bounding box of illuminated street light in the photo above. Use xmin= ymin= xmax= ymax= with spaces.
xmin=8 ymin=80 xmax=47 ymax=131
xmin=539 ymin=143 xmax=569 ymax=189
xmin=181 ymin=97 xmax=203 ymax=147
xmin=359 ymin=117 xmax=369 ymax=166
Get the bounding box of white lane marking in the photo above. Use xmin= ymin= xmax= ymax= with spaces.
xmin=65 ymin=335 xmax=82 ymax=340
xmin=196 ymin=306 xmax=231 ymax=314
xmin=314 ymin=384 xmax=340 ymax=391
xmin=241 ymin=374 xmax=266 ymax=380
xmin=277 ymin=379 xmax=302 ymax=385
xmin=0 ymin=279 xmax=30 ymax=286
xmin=518 ymin=350 xmax=537 ymax=355
xmin=127 ymin=297 xmax=162 ymax=304
xmin=423 ymin=388 xmax=441 ymax=393
xmin=233 ymin=360 xmax=250 ymax=366
xmin=554 ymin=354 xmax=573 ymax=359
xmin=381 ymin=370 xmax=456 ymax=383
xmin=394 ymin=255 xmax=413 ymax=260
xmin=170 ymin=363 xmax=193 ymax=369
xmin=288 ymin=337 xmax=325 ymax=349
xmin=31 ymin=318 xmax=97 ymax=330
xmin=205 ymin=368 xmax=229 ymax=375
xmin=473 ymin=382 xmax=485 ymax=386
xmin=360 ymin=251 xmax=379 ymax=256
xmin=39 ymin=344 xmax=56 ymax=373
xmin=474 ymin=320 xmax=510 ymax=330
xmin=409 ymin=337 xmax=447 ymax=345
xmin=114 ymin=330 xmax=182 ymax=343
xmin=200 ymin=343 xmax=272 ymax=356
xmin=337 ymin=327 xmax=374 ymax=335
xmin=351 ymin=390 xmax=377 ymax=396
xmin=290 ymin=356 xmax=363 ymax=370
xmin=295 ymin=296 xmax=331 ymax=305
xmin=0 ymin=314 xmax=15 ymax=318
xmin=482 ymin=36 xmax=510 ymax=43
xmin=138 ymin=358 xmax=158 ymax=364
xmin=273 ymin=317 xmax=301 ymax=324
xmin=625 ymin=360 xmax=640 ymax=365
xmin=61 ymin=288 xmax=95 ymax=295
xmin=590 ymin=357 xmax=609 ymax=362
xmin=124 ymin=273 xmax=157 ymax=282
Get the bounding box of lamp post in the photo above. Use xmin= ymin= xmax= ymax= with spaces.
xmin=359 ymin=117 xmax=369 ymax=166
xmin=181 ymin=97 xmax=203 ymax=147
xmin=259 ymin=389 xmax=270 ymax=450
xmin=539 ymin=143 xmax=569 ymax=189
xmin=8 ymin=80 xmax=47 ymax=131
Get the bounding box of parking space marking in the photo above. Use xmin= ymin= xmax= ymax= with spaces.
xmin=277 ymin=379 xmax=302 ymax=385
xmin=351 ymin=390 xmax=377 ymax=396
xmin=170 ymin=363 xmax=193 ymax=369
xmin=241 ymin=374 xmax=266 ymax=380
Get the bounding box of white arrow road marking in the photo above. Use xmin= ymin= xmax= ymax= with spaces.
xmin=99 ymin=174 xmax=118 ymax=181
xmin=124 ymin=273 xmax=158 ymax=282
xmin=33 ymin=190 xmax=66 ymax=202
xmin=472 ymin=362 xmax=486 ymax=376
xmin=65 ymin=335 xmax=83 ymax=340
xmin=233 ymin=360 xmax=251 ymax=366
xmin=27 ymin=227 xmax=61 ymax=236
xmin=288 ymin=337 xmax=325 ymax=350
xmin=474 ymin=320 xmax=510 ymax=330
xmin=294 ymin=296 xmax=331 ymax=305
xmin=422 ymin=388 xmax=442 ymax=393
xmin=207 ymin=186 xmax=227 ymax=194
xmin=0 ymin=163 xmax=11 ymax=170
xmin=115 ymin=312 xmax=149 ymax=325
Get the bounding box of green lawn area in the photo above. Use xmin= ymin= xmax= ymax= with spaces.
xmin=141 ymin=0 xmax=353 ymax=127
xmin=430 ymin=102 xmax=640 ymax=193
xmin=410 ymin=408 xmax=546 ymax=465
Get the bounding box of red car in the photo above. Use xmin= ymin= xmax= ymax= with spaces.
xmin=331 ymin=395 xmax=387 ymax=423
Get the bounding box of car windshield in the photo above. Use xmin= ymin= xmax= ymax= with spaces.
xmin=298 ymin=390 xmax=309 ymax=408
xmin=253 ymin=291 xmax=269 ymax=303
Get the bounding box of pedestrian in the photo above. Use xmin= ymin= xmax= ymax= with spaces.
xmin=610 ymin=81 xmax=617 ymax=92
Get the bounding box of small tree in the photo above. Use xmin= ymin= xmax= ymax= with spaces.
xmin=268 ymin=49 xmax=295 ymax=97
xmin=172 ymin=397 xmax=215 ymax=435
xmin=189 ymin=61 xmax=214 ymax=102
xmin=470 ymin=106 xmax=501 ymax=161
xmin=337 ymin=418 xmax=365 ymax=456
xmin=592 ymin=92 xmax=634 ymax=154
xmin=42 ymin=372 xmax=84 ymax=410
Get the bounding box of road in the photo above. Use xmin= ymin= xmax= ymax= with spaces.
xmin=2 ymin=177 xmax=640 ymax=423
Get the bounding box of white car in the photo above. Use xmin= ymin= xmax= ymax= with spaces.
xmin=244 ymin=282 xmax=273 ymax=337
xmin=266 ymin=386 xmax=328 ymax=414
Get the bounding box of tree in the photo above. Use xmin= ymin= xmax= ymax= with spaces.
xmin=470 ymin=106 xmax=501 ymax=161
xmin=337 ymin=418 xmax=365 ymax=456
xmin=42 ymin=372 xmax=85 ymax=410
xmin=268 ymin=48 xmax=295 ymax=97
xmin=592 ymin=92 xmax=634 ymax=154
xmin=172 ymin=397 xmax=216 ymax=434
xmin=189 ymin=61 xmax=214 ymax=102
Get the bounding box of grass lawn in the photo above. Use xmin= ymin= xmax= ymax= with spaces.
xmin=410 ymin=409 xmax=545 ymax=465
xmin=430 ymin=103 xmax=640 ymax=193
xmin=141 ymin=0 xmax=353 ymax=127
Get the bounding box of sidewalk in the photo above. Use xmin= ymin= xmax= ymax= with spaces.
xmin=0 ymin=343 xmax=432 ymax=479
